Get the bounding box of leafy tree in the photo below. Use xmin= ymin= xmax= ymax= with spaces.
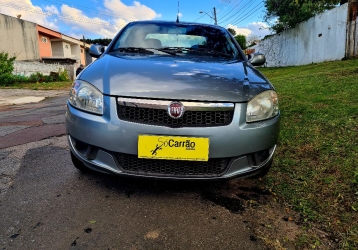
xmin=81 ymin=38 xmax=112 ymax=46
xmin=227 ymin=28 xmax=236 ymax=36
xmin=234 ymin=35 xmax=247 ymax=50
xmin=246 ymin=35 xmax=261 ymax=47
xmin=264 ymin=0 xmax=341 ymax=33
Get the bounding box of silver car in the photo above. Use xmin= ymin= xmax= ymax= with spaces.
xmin=66 ymin=21 xmax=280 ymax=180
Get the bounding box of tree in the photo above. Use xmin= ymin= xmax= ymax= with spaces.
xmin=227 ymin=28 xmax=236 ymax=36
xmin=264 ymin=0 xmax=340 ymax=33
xmin=246 ymin=35 xmax=261 ymax=47
xmin=234 ymin=35 xmax=246 ymax=50
xmin=81 ymin=38 xmax=112 ymax=46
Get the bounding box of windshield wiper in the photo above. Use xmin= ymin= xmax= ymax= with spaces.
xmin=158 ymin=47 xmax=232 ymax=58
xmin=111 ymin=47 xmax=177 ymax=56
xmin=111 ymin=47 xmax=232 ymax=58
xmin=111 ymin=47 xmax=154 ymax=54
xmin=188 ymin=48 xmax=232 ymax=58
xmin=152 ymin=48 xmax=178 ymax=56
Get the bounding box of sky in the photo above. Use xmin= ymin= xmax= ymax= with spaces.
xmin=0 ymin=0 xmax=272 ymax=41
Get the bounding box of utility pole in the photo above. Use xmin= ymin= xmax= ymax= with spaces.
xmin=213 ymin=7 xmax=217 ymax=25
xmin=199 ymin=7 xmax=218 ymax=25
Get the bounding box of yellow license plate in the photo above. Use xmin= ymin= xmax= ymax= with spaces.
xmin=138 ymin=135 xmax=209 ymax=161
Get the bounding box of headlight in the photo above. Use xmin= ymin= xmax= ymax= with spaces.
xmin=246 ymin=90 xmax=279 ymax=122
xmin=69 ymin=80 xmax=103 ymax=115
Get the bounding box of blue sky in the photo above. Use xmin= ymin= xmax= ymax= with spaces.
xmin=0 ymin=0 xmax=271 ymax=40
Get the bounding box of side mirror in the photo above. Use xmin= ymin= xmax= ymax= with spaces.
xmin=89 ymin=44 xmax=105 ymax=58
xmin=249 ymin=53 xmax=266 ymax=66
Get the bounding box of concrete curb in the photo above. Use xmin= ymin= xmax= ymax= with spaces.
xmin=0 ymin=89 xmax=69 ymax=106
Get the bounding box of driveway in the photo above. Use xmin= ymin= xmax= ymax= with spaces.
xmin=0 ymin=90 xmax=301 ymax=249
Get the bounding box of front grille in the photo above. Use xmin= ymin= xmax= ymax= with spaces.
xmin=117 ymin=106 xmax=233 ymax=127
xmin=115 ymin=153 xmax=230 ymax=177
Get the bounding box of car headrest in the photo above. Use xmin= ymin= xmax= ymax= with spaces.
xmin=144 ymin=39 xmax=162 ymax=48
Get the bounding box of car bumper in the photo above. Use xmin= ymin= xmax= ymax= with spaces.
xmin=66 ymin=96 xmax=280 ymax=179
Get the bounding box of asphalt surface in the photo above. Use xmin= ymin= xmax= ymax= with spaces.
xmin=0 ymin=93 xmax=268 ymax=249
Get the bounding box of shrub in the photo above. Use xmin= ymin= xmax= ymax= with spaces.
xmin=0 ymin=52 xmax=16 ymax=75
xmin=0 ymin=74 xmax=15 ymax=85
xmin=29 ymin=72 xmax=43 ymax=83
xmin=0 ymin=52 xmax=16 ymax=85
xmin=0 ymin=52 xmax=70 ymax=85
xmin=58 ymin=68 xmax=69 ymax=81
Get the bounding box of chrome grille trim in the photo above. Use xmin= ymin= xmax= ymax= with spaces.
xmin=117 ymin=97 xmax=234 ymax=111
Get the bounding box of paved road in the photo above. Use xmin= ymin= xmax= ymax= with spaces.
xmin=0 ymin=94 xmax=279 ymax=249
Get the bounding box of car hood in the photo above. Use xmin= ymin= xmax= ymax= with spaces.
xmin=79 ymin=54 xmax=273 ymax=102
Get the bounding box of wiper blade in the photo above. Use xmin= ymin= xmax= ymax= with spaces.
xmin=111 ymin=47 xmax=154 ymax=54
xmin=189 ymin=48 xmax=232 ymax=58
xmin=159 ymin=47 xmax=232 ymax=58
xmin=153 ymin=48 xmax=178 ymax=56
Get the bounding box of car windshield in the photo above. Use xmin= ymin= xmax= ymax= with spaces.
xmin=110 ymin=23 xmax=240 ymax=59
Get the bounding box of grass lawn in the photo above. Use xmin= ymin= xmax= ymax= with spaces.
xmin=259 ymin=59 xmax=358 ymax=249
xmin=0 ymin=81 xmax=72 ymax=90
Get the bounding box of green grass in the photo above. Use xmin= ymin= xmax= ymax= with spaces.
xmin=259 ymin=59 xmax=358 ymax=249
xmin=0 ymin=81 xmax=72 ymax=90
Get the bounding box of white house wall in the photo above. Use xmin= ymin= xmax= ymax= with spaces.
xmin=257 ymin=3 xmax=348 ymax=67
xmin=62 ymin=42 xmax=72 ymax=58
xmin=0 ymin=15 xmax=39 ymax=60
xmin=70 ymin=44 xmax=81 ymax=61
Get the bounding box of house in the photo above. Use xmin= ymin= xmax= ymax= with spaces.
xmin=0 ymin=13 xmax=94 ymax=79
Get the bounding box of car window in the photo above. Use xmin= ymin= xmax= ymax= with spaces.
xmin=146 ymin=34 xmax=207 ymax=48
xmin=110 ymin=23 xmax=240 ymax=59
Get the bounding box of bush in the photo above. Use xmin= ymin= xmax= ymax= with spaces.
xmin=0 ymin=74 xmax=15 ymax=85
xmin=0 ymin=52 xmax=16 ymax=85
xmin=58 ymin=68 xmax=69 ymax=81
xmin=29 ymin=72 xmax=43 ymax=83
xmin=0 ymin=51 xmax=70 ymax=86
xmin=0 ymin=52 xmax=16 ymax=75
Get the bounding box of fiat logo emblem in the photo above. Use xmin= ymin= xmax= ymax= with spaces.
xmin=168 ymin=102 xmax=185 ymax=119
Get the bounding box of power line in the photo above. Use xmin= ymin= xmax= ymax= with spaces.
xmin=192 ymin=0 xmax=225 ymax=23
xmin=192 ymin=14 xmax=206 ymax=23
xmin=216 ymin=0 xmax=231 ymax=13
xmin=230 ymin=1 xmax=264 ymax=26
xmin=219 ymin=0 xmax=256 ymax=25
xmin=217 ymin=0 xmax=241 ymax=20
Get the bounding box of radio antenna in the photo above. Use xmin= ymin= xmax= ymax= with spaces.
xmin=176 ymin=1 xmax=180 ymax=23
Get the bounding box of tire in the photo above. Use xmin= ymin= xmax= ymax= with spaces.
xmin=70 ymin=151 xmax=88 ymax=172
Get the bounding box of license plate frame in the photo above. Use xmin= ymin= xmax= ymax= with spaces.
xmin=138 ymin=135 xmax=209 ymax=162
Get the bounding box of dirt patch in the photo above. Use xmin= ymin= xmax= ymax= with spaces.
xmin=201 ymin=179 xmax=338 ymax=249
xmin=145 ymin=230 xmax=160 ymax=239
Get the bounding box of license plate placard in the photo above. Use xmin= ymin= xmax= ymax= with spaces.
xmin=138 ymin=135 xmax=209 ymax=161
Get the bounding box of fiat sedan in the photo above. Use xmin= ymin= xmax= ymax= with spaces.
xmin=66 ymin=20 xmax=280 ymax=179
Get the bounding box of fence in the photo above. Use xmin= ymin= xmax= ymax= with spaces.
xmin=346 ymin=0 xmax=358 ymax=57
xmin=13 ymin=61 xmax=75 ymax=80
xmin=255 ymin=3 xmax=352 ymax=67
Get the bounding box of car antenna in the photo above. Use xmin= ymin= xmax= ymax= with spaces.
xmin=176 ymin=1 xmax=180 ymax=23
